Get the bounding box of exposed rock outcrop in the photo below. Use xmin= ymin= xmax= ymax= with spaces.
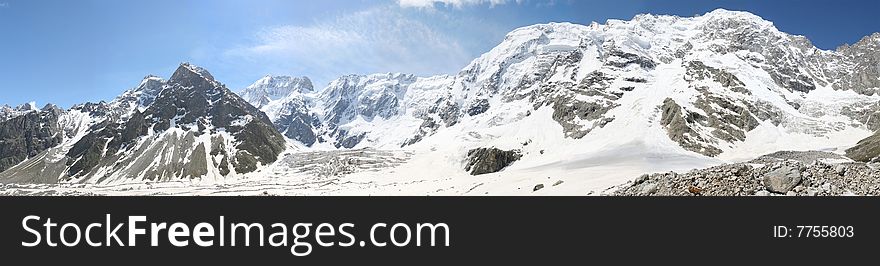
xmin=659 ymin=98 xmax=722 ymax=156
xmin=0 ymin=105 xmax=63 ymax=172
xmin=464 ymin=148 xmax=522 ymax=175
xmin=846 ymin=131 xmax=880 ymax=162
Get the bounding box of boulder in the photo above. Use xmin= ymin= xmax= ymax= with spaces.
xmin=834 ymin=165 xmax=847 ymax=176
xmin=464 ymin=148 xmax=522 ymax=175
xmin=763 ymin=166 xmax=802 ymax=193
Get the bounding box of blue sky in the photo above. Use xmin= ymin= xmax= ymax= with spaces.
xmin=1 ymin=0 xmax=879 ymax=108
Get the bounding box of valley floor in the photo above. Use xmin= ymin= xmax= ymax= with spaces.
xmin=0 ymin=144 xmax=873 ymax=196
xmin=0 ymin=145 xmax=721 ymax=196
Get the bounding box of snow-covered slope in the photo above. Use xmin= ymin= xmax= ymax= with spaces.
xmin=239 ymin=75 xmax=314 ymax=110
xmin=240 ymin=75 xmax=319 ymax=146
xmin=254 ymin=9 xmax=878 ymax=157
xmin=209 ymin=8 xmax=879 ymax=195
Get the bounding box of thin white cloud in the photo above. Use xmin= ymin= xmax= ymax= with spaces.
xmin=0 ymin=3 xmax=8 ymax=8
xmin=398 ymin=0 xmax=519 ymax=9
xmin=226 ymin=7 xmax=472 ymax=86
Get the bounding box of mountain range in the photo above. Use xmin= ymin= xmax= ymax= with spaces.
xmin=1 ymin=9 xmax=879 ymax=195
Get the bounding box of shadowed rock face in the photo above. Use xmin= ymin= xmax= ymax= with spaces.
xmin=0 ymin=106 xmax=63 ymax=172
xmin=548 ymin=71 xmax=619 ymax=139
xmin=63 ymin=63 xmax=287 ymax=180
xmin=659 ymin=98 xmax=722 ymax=157
xmin=835 ymin=33 xmax=880 ymax=96
xmin=846 ymin=131 xmax=880 ymax=162
xmin=276 ymin=108 xmax=319 ymax=147
xmin=465 ymin=148 xmax=522 ymax=175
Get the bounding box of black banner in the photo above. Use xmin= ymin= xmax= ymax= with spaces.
xmin=0 ymin=197 xmax=876 ymax=264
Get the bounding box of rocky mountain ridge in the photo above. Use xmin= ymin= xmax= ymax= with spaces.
xmin=2 ymin=9 xmax=880 ymax=189
xmin=244 ymin=9 xmax=880 ymax=161
xmin=0 ymin=63 xmax=286 ymax=184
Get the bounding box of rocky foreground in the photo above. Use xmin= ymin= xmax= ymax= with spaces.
xmin=613 ymin=151 xmax=880 ymax=196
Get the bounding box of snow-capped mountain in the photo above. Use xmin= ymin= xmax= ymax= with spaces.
xmin=2 ymin=9 xmax=880 ymax=195
xmin=0 ymin=102 xmax=40 ymax=122
xmin=252 ymin=9 xmax=879 ymax=160
xmin=1 ymin=63 xmax=286 ymax=184
xmin=316 ymin=73 xmax=423 ymax=148
xmin=239 ymin=75 xmax=319 ymax=146
xmin=239 ymin=75 xmax=314 ymax=109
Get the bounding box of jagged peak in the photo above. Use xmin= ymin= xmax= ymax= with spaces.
xmin=15 ymin=101 xmax=38 ymax=112
xmin=320 ymin=73 xmax=415 ymax=102
xmin=40 ymin=103 xmax=61 ymax=113
xmin=695 ymin=8 xmax=776 ymax=30
xmin=171 ymin=62 xmax=216 ymax=83
xmin=501 ymin=9 xmax=769 ymax=40
xmin=250 ymin=75 xmax=314 ymax=92
xmin=330 ymin=72 xmax=415 ymax=84
xmin=835 ymin=32 xmax=880 ymax=53
xmin=503 ymin=22 xmax=590 ymax=41
xmin=854 ymin=32 xmax=880 ymax=47
xmin=136 ymin=74 xmax=165 ymax=88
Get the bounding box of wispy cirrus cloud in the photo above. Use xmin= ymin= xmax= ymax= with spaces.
xmin=225 ymin=6 xmax=473 ymax=86
xmin=397 ymin=0 xmax=521 ymax=9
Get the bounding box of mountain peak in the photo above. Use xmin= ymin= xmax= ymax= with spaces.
xmin=696 ymin=8 xmax=775 ymax=30
xmin=854 ymin=32 xmax=880 ymax=48
xmin=253 ymin=75 xmax=314 ymax=93
xmin=15 ymin=101 xmax=38 ymax=112
xmin=700 ymin=8 xmax=763 ymax=20
xmin=169 ymin=62 xmax=220 ymax=90
xmin=171 ymin=62 xmax=216 ymax=83
xmin=137 ymin=75 xmax=165 ymax=90
xmin=239 ymin=75 xmax=315 ymax=109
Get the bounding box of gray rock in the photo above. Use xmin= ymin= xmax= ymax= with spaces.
xmin=634 ymin=174 xmax=649 ymax=184
xmin=639 ymin=183 xmax=659 ymax=195
xmin=834 ymin=165 xmax=847 ymax=176
xmin=763 ymin=166 xmax=802 ymax=193
xmin=533 ymin=184 xmax=544 ymax=192
xmin=466 ymin=99 xmax=490 ymax=116
xmin=464 ymin=148 xmax=522 ymax=175
xmin=613 ymin=151 xmax=880 ymax=196
xmin=846 ymin=131 xmax=880 ymax=162
xmin=834 ymin=33 xmax=880 ymax=96
xmin=549 ymin=73 xmax=619 ymax=139
xmin=659 ymin=98 xmax=722 ymax=157
xmin=0 ymin=106 xmax=63 ymax=173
